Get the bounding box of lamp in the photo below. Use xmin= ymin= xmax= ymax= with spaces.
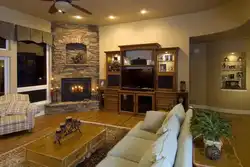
xmin=55 ymin=1 xmax=72 ymax=12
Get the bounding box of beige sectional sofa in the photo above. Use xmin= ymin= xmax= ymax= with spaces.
xmin=97 ymin=105 xmax=193 ymax=167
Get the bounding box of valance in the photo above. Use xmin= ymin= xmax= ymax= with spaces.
xmin=42 ymin=31 xmax=53 ymax=45
xmin=0 ymin=21 xmax=15 ymax=40
xmin=16 ymin=25 xmax=52 ymax=45
xmin=16 ymin=25 xmax=31 ymax=41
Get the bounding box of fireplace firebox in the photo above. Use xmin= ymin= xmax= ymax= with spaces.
xmin=61 ymin=78 xmax=91 ymax=102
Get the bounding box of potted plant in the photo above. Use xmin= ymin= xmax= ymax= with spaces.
xmin=190 ymin=109 xmax=232 ymax=152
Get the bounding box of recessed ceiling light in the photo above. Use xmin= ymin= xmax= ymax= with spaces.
xmin=58 ymin=10 xmax=63 ymax=13
xmin=108 ymin=15 xmax=116 ymax=20
xmin=140 ymin=9 xmax=148 ymax=14
xmin=73 ymin=15 xmax=83 ymax=19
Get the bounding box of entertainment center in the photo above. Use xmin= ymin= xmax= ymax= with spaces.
xmin=104 ymin=43 xmax=188 ymax=114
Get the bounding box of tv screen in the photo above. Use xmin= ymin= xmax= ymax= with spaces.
xmin=122 ymin=67 xmax=154 ymax=90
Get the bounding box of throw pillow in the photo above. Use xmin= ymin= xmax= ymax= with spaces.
xmin=141 ymin=111 xmax=167 ymax=133
xmin=6 ymin=101 xmax=30 ymax=115
xmin=151 ymin=158 xmax=172 ymax=167
xmin=152 ymin=130 xmax=178 ymax=165
xmin=156 ymin=114 xmax=180 ymax=137
xmin=0 ymin=101 xmax=11 ymax=117
xmin=167 ymin=103 xmax=186 ymax=124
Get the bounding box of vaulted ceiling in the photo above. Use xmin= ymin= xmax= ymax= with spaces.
xmin=0 ymin=0 xmax=230 ymax=25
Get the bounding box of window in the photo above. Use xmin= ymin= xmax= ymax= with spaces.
xmin=17 ymin=41 xmax=49 ymax=103
xmin=17 ymin=41 xmax=47 ymax=87
xmin=0 ymin=37 xmax=8 ymax=50
xmin=0 ymin=57 xmax=9 ymax=96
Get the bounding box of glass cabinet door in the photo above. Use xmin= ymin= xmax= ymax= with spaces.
xmin=107 ymin=53 xmax=121 ymax=73
xmin=120 ymin=94 xmax=134 ymax=113
xmin=137 ymin=95 xmax=153 ymax=114
xmin=157 ymin=52 xmax=175 ymax=73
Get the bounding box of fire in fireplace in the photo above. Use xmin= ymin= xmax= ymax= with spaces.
xmin=71 ymin=85 xmax=84 ymax=93
xmin=61 ymin=78 xmax=91 ymax=102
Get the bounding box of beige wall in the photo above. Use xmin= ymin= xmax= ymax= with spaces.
xmin=190 ymin=43 xmax=207 ymax=105
xmin=206 ymin=39 xmax=250 ymax=110
xmin=99 ymin=0 xmax=250 ymax=90
xmin=0 ymin=6 xmax=51 ymax=93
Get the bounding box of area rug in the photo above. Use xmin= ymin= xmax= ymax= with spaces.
xmin=77 ymin=143 xmax=114 ymax=167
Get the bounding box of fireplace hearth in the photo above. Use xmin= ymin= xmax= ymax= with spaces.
xmin=61 ymin=78 xmax=91 ymax=102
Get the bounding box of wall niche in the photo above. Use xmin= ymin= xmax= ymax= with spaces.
xmin=66 ymin=43 xmax=87 ymax=65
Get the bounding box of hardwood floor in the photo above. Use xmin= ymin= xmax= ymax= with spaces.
xmin=0 ymin=110 xmax=144 ymax=155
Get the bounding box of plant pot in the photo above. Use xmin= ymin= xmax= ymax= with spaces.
xmin=204 ymin=139 xmax=222 ymax=160
xmin=204 ymin=139 xmax=223 ymax=150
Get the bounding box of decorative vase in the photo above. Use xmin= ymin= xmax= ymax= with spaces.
xmin=180 ymin=81 xmax=186 ymax=92
xmin=205 ymin=145 xmax=221 ymax=160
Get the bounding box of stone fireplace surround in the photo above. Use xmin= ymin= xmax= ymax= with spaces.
xmin=46 ymin=23 xmax=100 ymax=114
xmin=51 ymin=23 xmax=99 ymax=102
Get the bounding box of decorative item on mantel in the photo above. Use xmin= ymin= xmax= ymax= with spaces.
xmin=51 ymin=86 xmax=60 ymax=103
xmin=190 ymin=109 xmax=232 ymax=160
xmin=91 ymin=86 xmax=100 ymax=100
xmin=54 ymin=116 xmax=81 ymax=145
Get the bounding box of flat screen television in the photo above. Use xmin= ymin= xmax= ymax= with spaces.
xmin=122 ymin=67 xmax=154 ymax=90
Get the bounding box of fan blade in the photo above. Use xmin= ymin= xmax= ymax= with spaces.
xmin=49 ymin=3 xmax=58 ymax=14
xmin=71 ymin=4 xmax=92 ymax=15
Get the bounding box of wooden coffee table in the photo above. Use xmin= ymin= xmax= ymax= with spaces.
xmin=193 ymin=138 xmax=242 ymax=167
xmin=25 ymin=124 xmax=106 ymax=167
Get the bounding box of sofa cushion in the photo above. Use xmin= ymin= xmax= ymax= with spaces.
xmin=138 ymin=130 xmax=178 ymax=167
xmin=152 ymin=157 xmax=172 ymax=167
xmin=0 ymin=115 xmax=27 ymax=126
xmin=5 ymin=101 xmax=30 ymax=115
xmin=167 ymin=103 xmax=185 ymax=124
xmin=138 ymin=146 xmax=154 ymax=167
xmin=141 ymin=111 xmax=167 ymax=133
xmin=174 ymin=109 xmax=193 ymax=167
xmin=156 ymin=114 xmax=180 ymax=137
xmin=97 ymin=156 xmax=138 ymax=167
xmin=152 ymin=130 xmax=178 ymax=164
xmin=108 ymin=136 xmax=154 ymax=163
xmin=127 ymin=121 xmax=158 ymax=141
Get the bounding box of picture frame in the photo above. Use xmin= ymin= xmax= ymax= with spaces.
xmin=159 ymin=64 xmax=167 ymax=72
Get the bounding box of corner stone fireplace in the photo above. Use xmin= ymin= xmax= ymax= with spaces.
xmin=61 ymin=78 xmax=91 ymax=102
xmin=45 ymin=23 xmax=100 ymax=115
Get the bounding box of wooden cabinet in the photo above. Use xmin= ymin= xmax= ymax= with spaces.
xmin=156 ymin=91 xmax=188 ymax=111
xmin=118 ymin=90 xmax=155 ymax=115
xmin=104 ymin=89 xmax=118 ymax=111
xmin=104 ymin=44 xmax=188 ymax=114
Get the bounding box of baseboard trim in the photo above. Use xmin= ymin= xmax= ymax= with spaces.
xmin=190 ymin=104 xmax=250 ymax=115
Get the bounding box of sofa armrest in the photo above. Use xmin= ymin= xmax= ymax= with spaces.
xmin=27 ymin=103 xmax=38 ymax=118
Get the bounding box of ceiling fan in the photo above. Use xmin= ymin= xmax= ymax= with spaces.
xmin=40 ymin=0 xmax=92 ymax=15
